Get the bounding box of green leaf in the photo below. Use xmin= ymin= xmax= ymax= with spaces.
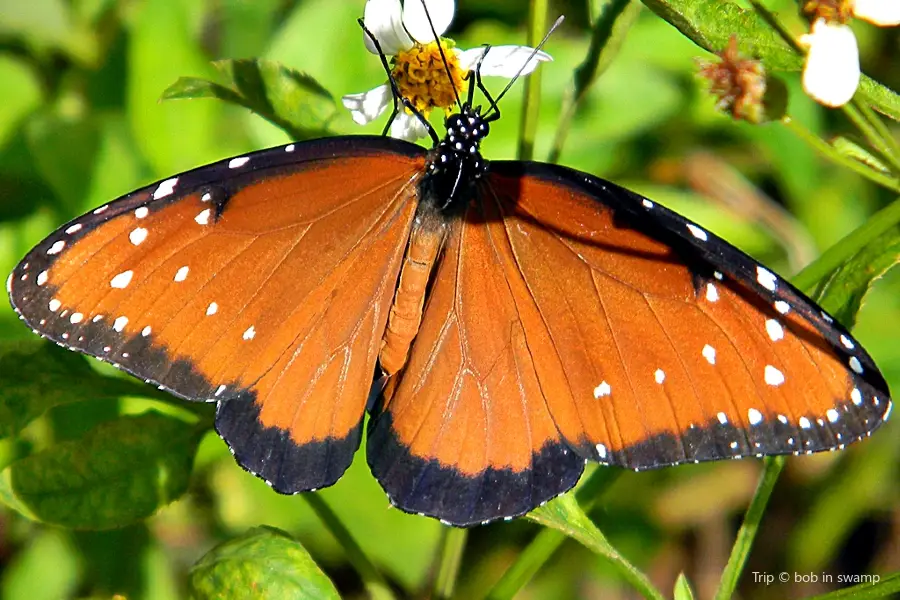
xmin=0 ymin=340 xmax=155 ymax=439
xmin=792 ymin=198 xmax=900 ymax=326
xmin=162 ymin=59 xmax=336 ymax=141
xmin=1 ymin=411 xmax=202 ymax=529
xmin=189 ymin=526 xmax=340 ymax=600
xmin=526 ymin=494 xmax=664 ymax=600
xmin=638 ymin=0 xmax=900 ymax=119
xmin=674 ymin=573 xmax=697 ymax=600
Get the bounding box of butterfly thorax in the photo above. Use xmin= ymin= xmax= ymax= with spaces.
xmin=420 ymin=106 xmax=489 ymax=216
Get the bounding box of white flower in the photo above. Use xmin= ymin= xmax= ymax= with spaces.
xmin=852 ymin=0 xmax=900 ymax=26
xmin=800 ymin=19 xmax=860 ymax=107
xmin=800 ymin=1 xmax=899 ymax=107
xmin=341 ymin=0 xmax=552 ymax=141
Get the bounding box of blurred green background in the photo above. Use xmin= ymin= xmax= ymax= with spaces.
xmin=0 ymin=0 xmax=898 ymax=598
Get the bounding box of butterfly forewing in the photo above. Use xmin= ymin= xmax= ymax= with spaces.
xmin=9 ymin=137 xmax=425 ymax=491
xmin=486 ymin=162 xmax=890 ymax=469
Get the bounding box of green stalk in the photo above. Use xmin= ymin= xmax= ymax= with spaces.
xmin=548 ymin=0 xmax=641 ymax=163
xmin=517 ymin=0 xmax=549 ymax=161
xmin=714 ymin=457 xmax=785 ymax=600
xmin=843 ymin=101 xmax=900 ymax=174
xmin=780 ymin=116 xmax=900 ymax=193
xmin=304 ymin=494 xmax=395 ymax=600
xmin=434 ymin=527 xmax=467 ymax=599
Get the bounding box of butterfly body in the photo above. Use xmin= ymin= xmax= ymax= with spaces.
xmin=7 ymin=102 xmax=892 ymax=525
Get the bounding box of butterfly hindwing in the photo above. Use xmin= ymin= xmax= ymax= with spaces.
xmin=367 ymin=194 xmax=585 ymax=527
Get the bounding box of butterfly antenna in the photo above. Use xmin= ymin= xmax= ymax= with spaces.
xmin=358 ymin=18 xmax=439 ymax=144
xmin=484 ymin=15 xmax=565 ymax=119
xmin=415 ymin=0 xmax=463 ymax=111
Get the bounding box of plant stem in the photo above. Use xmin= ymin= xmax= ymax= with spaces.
xmin=517 ymin=0 xmax=549 ymax=161
xmin=304 ymin=494 xmax=395 ymax=600
xmin=434 ymin=527 xmax=467 ymax=599
xmin=548 ymin=0 xmax=640 ymax=164
xmin=843 ymin=101 xmax=900 ymax=174
xmin=780 ymin=116 xmax=900 ymax=193
xmin=714 ymin=457 xmax=785 ymax=600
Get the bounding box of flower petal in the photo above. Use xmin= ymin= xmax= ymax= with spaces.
xmin=853 ymin=0 xmax=900 ymax=26
xmin=800 ymin=20 xmax=860 ymax=108
xmin=363 ymin=0 xmax=412 ymax=55
xmin=458 ymin=45 xmax=552 ymax=78
xmin=403 ymin=0 xmax=455 ymax=44
xmin=391 ymin=111 xmax=430 ymax=141
xmin=342 ymin=85 xmax=391 ymax=125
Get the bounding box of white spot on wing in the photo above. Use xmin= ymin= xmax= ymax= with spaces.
xmin=152 ymin=177 xmax=178 ymax=200
xmin=851 ymin=388 xmax=862 ymax=405
xmin=206 ymin=302 xmax=218 ymax=316
xmin=243 ymin=326 xmax=255 ymax=340
xmin=66 ymin=224 xmax=82 ymax=234
xmin=686 ymin=223 xmax=708 ymax=241
xmin=642 ymin=199 xmax=653 ymax=209
xmin=130 ymin=227 xmax=148 ymax=246
xmin=777 ymin=414 xmax=788 ymax=424
xmin=764 ymin=365 xmax=785 ymax=386
xmin=49 ymin=299 xmax=61 ymax=312
xmin=285 ymin=144 xmax=295 ymax=152
xmin=93 ymin=204 xmax=109 ymax=214
xmin=826 ymin=408 xmax=839 ymax=423
xmin=135 ymin=206 xmax=150 ymax=219
xmin=595 ymin=443 xmax=608 ymax=459
xmin=765 ymin=319 xmax=784 ymax=342
xmin=70 ymin=312 xmax=83 ymax=324
xmin=702 ymin=344 xmax=716 ymax=364
xmin=110 ymin=270 xmax=134 ymax=289
xmin=92 ymin=315 xmax=103 ymax=322
xmin=228 ymin=156 xmax=250 ymax=169
xmin=593 ymin=381 xmax=611 ymax=398
xmin=37 ymin=271 xmax=48 ymax=286
xmin=748 ymin=408 xmax=763 ymax=425
xmin=849 ymin=356 xmax=863 ymax=374
xmin=142 ymin=325 xmax=152 ymax=337
xmin=215 ymin=384 xmax=227 ymax=396
xmin=48 ymin=240 xmax=65 ymax=255
xmin=706 ymin=283 xmax=719 ymax=302
xmin=194 ymin=208 xmax=211 ymax=225
xmin=717 ymin=412 xmax=728 ymax=424
xmin=114 ymin=316 xmax=128 ymax=332
xmin=774 ymin=301 xmax=790 ymax=314
xmin=201 ymin=192 xmax=212 ymax=202
xmin=799 ymin=416 xmax=811 ymax=429
xmin=840 ymin=334 xmax=854 ymax=350
xmin=654 ymin=369 xmax=665 ymax=384
xmin=756 ymin=266 xmax=777 ymax=291
xmin=174 ymin=266 xmax=189 ymax=282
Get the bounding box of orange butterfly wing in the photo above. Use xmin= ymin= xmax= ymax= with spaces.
xmin=368 ymin=162 xmax=891 ymax=525
xmin=9 ymin=137 xmax=423 ymax=491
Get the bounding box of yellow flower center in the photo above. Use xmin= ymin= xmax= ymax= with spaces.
xmin=391 ymin=40 xmax=469 ymax=117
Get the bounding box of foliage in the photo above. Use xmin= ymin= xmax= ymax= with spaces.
xmin=0 ymin=0 xmax=898 ymax=598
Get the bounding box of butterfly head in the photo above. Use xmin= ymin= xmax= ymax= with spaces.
xmin=421 ymin=104 xmax=490 ymax=214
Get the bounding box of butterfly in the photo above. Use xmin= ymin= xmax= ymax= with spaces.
xmin=6 ymin=34 xmax=892 ymax=528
